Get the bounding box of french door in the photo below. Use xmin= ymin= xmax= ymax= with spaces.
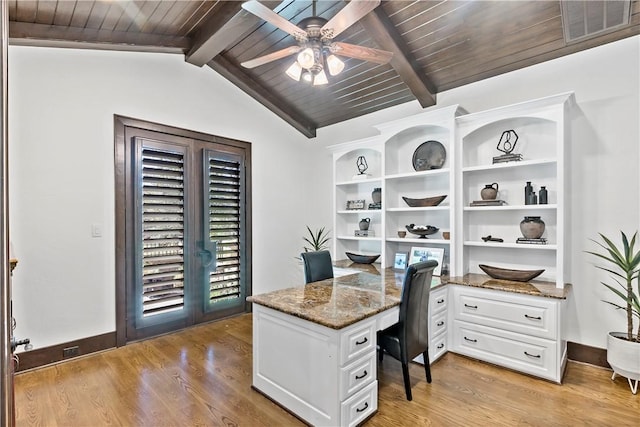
xmin=115 ymin=117 xmax=252 ymax=344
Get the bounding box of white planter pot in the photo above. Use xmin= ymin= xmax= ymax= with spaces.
xmin=607 ymin=332 xmax=640 ymax=394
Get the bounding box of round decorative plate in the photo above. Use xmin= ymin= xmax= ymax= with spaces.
xmin=412 ymin=140 xmax=446 ymax=171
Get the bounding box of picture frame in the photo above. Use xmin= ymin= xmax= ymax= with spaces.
xmin=346 ymin=199 xmax=366 ymax=210
xmin=409 ymin=246 xmax=445 ymax=276
xmin=393 ymin=252 xmax=408 ymax=271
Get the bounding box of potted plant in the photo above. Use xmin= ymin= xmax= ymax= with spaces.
xmin=302 ymin=226 xmax=331 ymax=252
xmin=587 ymin=231 xmax=640 ymax=394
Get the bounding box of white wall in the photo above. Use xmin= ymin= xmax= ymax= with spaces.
xmin=9 ymin=46 xmax=331 ymax=349
xmin=314 ymin=35 xmax=640 ymax=349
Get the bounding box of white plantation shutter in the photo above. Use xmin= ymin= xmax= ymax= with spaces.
xmin=136 ymin=140 xmax=188 ymax=319
xmin=205 ymin=153 xmax=244 ymax=309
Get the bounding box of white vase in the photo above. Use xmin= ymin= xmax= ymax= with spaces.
xmin=607 ymin=332 xmax=640 ymax=394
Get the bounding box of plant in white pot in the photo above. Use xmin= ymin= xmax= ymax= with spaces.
xmin=587 ymin=231 xmax=640 ymax=394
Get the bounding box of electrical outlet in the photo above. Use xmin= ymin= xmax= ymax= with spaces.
xmin=63 ymin=346 xmax=79 ymax=358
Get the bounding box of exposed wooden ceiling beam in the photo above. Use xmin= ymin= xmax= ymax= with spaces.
xmin=208 ymin=55 xmax=317 ymax=138
xmin=9 ymin=22 xmax=189 ymax=53
xmin=186 ymin=1 xmax=281 ymax=67
xmin=360 ymin=8 xmax=437 ymax=108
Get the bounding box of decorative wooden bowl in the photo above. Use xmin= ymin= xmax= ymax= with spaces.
xmin=402 ymin=195 xmax=447 ymax=207
xmin=478 ymin=264 xmax=545 ymax=282
xmin=345 ymin=252 xmax=380 ymax=264
xmin=405 ymin=224 xmax=439 ymax=238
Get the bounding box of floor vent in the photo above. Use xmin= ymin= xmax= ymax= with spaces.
xmin=561 ymin=0 xmax=631 ymax=44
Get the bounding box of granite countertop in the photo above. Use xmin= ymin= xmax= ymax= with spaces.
xmin=448 ymin=273 xmax=571 ymax=299
xmin=249 ymin=263 xmax=570 ymax=330
xmin=248 ymin=262 xmax=448 ymax=329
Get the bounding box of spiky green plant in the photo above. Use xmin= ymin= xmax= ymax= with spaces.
xmin=303 ymin=226 xmax=331 ymax=252
xmin=587 ymin=231 xmax=640 ymax=342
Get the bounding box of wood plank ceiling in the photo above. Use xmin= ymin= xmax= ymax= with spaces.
xmin=7 ymin=1 xmax=640 ymax=138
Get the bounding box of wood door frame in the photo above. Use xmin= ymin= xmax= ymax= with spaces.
xmin=114 ymin=115 xmax=252 ymax=347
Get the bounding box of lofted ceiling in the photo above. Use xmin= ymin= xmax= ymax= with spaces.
xmin=7 ymin=0 xmax=640 ymax=138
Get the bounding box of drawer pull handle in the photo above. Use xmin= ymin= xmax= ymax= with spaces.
xmin=356 ymin=402 xmax=369 ymax=413
xmin=464 ymin=304 xmax=478 ymax=309
xmin=437 ymin=344 xmax=444 ymax=349
xmin=524 ymin=351 xmax=541 ymax=358
xmin=355 ymin=337 xmax=368 ymax=346
xmin=525 ymin=314 xmax=542 ymax=320
xmin=437 ymin=299 xmax=445 ymax=304
xmin=463 ymin=336 xmax=477 ymax=343
xmin=355 ymin=370 xmax=368 ymax=380
xmin=436 ymin=321 xmax=445 ymax=327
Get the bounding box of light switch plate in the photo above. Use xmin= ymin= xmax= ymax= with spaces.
xmin=91 ymin=223 xmax=102 ymax=238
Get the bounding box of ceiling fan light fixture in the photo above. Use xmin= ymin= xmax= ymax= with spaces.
xmin=297 ymin=47 xmax=315 ymax=69
xmin=313 ymin=70 xmax=328 ymax=86
xmin=326 ymin=54 xmax=345 ymax=76
xmin=286 ymin=61 xmax=303 ymax=81
xmin=301 ymin=70 xmax=313 ymax=83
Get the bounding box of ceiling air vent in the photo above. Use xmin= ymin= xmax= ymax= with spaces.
xmin=561 ymin=0 xmax=631 ymax=43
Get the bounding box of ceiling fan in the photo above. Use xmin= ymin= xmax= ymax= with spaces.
xmin=240 ymin=0 xmax=393 ymax=86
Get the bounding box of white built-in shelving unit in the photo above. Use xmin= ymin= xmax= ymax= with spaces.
xmin=454 ymin=92 xmax=575 ymax=288
xmin=329 ymin=93 xmax=574 ymax=289
xmin=328 ymin=105 xmax=465 ymax=271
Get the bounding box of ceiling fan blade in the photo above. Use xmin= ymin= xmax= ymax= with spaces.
xmin=242 ymin=1 xmax=307 ymax=40
xmin=241 ymin=46 xmax=302 ymax=68
xmin=322 ymin=0 xmax=381 ymax=38
xmin=330 ymin=42 xmax=392 ymax=65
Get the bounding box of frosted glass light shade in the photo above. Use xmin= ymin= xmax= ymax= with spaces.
xmin=313 ymin=70 xmax=328 ymax=85
xmin=301 ymin=70 xmax=313 ymax=83
xmin=326 ymin=54 xmax=345 ymax=76
xmin=297 ymin=48 xmax=315 ymax=69
xmin=286 ymin=61 xmax=302 ymax=81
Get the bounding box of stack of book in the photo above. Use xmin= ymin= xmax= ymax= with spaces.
xmin=516 ymin=237 xmax=547 ymax=244
xmin=470 ymin=200 xmax=507 ymax=207
xmin=492 ymin=153 xmax=523 ymax=163
xmin=368 ymin=202 xmax=382 ymax=210
xmin=355 ymin=230 xmax=375 ymax=237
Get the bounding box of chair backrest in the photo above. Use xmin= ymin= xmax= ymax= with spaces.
xmin=399 ymin=260 xmax=438 ymax=362
xmin=300 ymin=250 xmax=334 ymax=284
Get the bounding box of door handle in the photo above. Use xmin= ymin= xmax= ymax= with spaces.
xmin=197 ymin=249 xmax=214 ymax=268
xmin=198 ymin=241 xmax=218 ymax=269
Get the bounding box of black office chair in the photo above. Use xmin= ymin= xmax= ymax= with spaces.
xmin=377 ymin=259 xmax=438 ymax=401
xmin=300 ymin=250 xmax=334 ymax=284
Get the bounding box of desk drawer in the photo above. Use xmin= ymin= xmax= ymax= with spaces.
xmin=431 ymin=333 xmax=447 ymax=363
xmin=430 ymin=287 xmax=448 ymax=315
xmin=430 ymin=311 xmax=447 ymax=338
xmin=340 ymin=320 xmax=376 ymax=366
xmin=452 ymin=286 xmax=558 ymax=340
xmin=340 ymin=352 xmax=376 ymax=399
xmin=341 ymin=380 xmax=377 ymax=427
xmin=453 ymin=320 xmax=558 ymax=381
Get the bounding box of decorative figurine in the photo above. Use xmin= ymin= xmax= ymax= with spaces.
xmin=482 ymin=235 xmax=504 ymax=242
xmin=356 ymin=155 xmax=368 ymax=174
xmin=493 ymin=129 xmax=522 ymax=164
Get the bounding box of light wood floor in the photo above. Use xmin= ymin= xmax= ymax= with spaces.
xmin=14 ymin=313 xmax=639 ymax=426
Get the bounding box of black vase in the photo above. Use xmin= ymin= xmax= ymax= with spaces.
xmin=372 ymin=188 xmax=382 ymax=204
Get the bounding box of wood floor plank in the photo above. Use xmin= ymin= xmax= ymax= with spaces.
xmin=14 ymin=313 xmax=640 ymax=426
